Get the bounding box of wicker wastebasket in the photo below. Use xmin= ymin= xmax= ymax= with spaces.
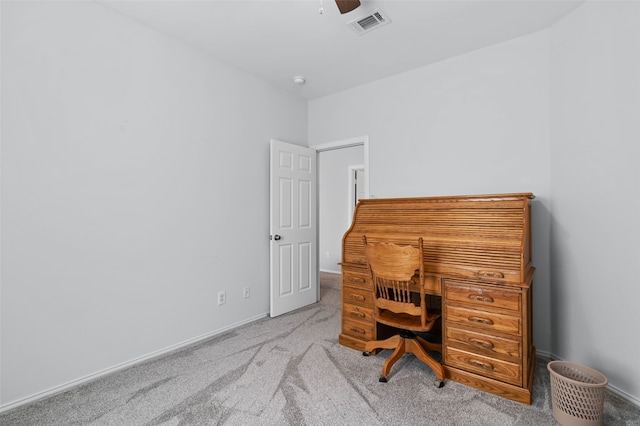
xmin=548 ymin=361 xmax=608 ymax=426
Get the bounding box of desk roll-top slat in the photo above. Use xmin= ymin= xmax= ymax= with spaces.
xmin=339 ymin=193 xmax=535 ymax=404
xmin=342 ymin=195 xmax=532 ymax=284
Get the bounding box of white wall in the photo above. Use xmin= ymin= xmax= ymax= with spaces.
xmin=549 ymin=1 xmax=640 ymax=402
xmin=309 ymin=30 xmax=553 ymax=354
xmin=318 ymin=146 xmax=364 ymax=273
xmin=0 ymin=1 xmax=307 ymax=407
xmin=310 ymin=1 xmax=640 ymax=403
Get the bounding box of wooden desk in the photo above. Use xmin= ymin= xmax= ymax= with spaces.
xmin=339 ymin=193 xmax=535 ymax=404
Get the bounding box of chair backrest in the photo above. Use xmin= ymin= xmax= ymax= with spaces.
xmin=363 ymin=236 xmax=426 ymax=323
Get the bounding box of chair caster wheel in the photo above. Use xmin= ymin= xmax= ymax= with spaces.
xmin=434 ymin=379 xmax=445 ymax=388
xmin=379 ymin=376 xmax=388 ymax=383
xmin=362 ymin=351 xmax=371 ymax=357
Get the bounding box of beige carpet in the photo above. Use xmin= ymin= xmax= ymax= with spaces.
xmin=1 ymin=272 xmax=638 ymax=425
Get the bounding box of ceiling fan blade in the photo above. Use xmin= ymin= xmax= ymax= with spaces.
xmin=335 ymin=0 xmax=361 ymax=14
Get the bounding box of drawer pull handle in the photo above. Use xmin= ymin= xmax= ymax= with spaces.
xmin=354 ymin=259 xmax=367 ymax=265
xmin=350 ymin=327 xmax=366 ymax=335
xmin=350 ymin=311 xmax=366 ymax=318
xmin=478 ymin=270 xmax=504 ymax=279
xmin=468 ymin=294 xmax=494 ymax=303
xmin=469 ymin=338 xmax=495 ymax=349
xmin=349 ymin=277 xmax=365 ymax=283
xmin=350 ymin=294 xmax=366 ymax=302
xmin=468 ymin=316 xmax=494 ymax=326
xmin=468 ymin=359 xmax=494 ymax=371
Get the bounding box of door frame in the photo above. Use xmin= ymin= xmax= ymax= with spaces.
xmin=347 ymin=165 xmax=365 ymax=226
xmin=311 ymin=135 xmax=370 ymax=300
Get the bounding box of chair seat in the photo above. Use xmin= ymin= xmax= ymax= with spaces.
xmin=376 ymin=309 xmax=440 ymax=332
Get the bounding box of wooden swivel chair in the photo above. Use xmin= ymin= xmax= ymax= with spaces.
xmin=362 ymin=236 xmax=445 ymax=387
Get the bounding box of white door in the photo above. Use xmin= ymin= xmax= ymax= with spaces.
xmin=270 ymin=139 xmax=318 ymax=317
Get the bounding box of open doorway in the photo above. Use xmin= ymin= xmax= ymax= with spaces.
xmin=313 ymin=136 xmax=369 ymax=276
xmin=348 ymin=166 xmax=366 ymax=224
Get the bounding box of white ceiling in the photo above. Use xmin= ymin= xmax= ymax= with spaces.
xmin=98 ymin=0 xmax=583 ymax=100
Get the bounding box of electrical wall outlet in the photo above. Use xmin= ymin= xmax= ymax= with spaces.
xmin=217 ymin=291 xmax=226 ymax=305
xmin=243 ymin=287 xmax=251 ymax=299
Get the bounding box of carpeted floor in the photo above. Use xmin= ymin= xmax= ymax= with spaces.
xmin=1 ymin=272 xmax=638 ymax=425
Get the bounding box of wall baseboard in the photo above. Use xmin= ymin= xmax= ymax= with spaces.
xmin=4 ymin=322 xmax=638 ymax=413
xmin=0 ymin=312 xmax=269 ymax=414
xmin=319 ymin=268 xmax=341 ymax=275
xmin=538 ymin=350 xmax=640 ymax=408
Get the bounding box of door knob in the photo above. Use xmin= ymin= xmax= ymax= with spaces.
xmin=273 ymin=235 xmax=282 ymax=241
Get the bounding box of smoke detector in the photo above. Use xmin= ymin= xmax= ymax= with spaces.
xmin=348 ymin=9 xmax=391 ymax=35
xmin=293 ymin=75 xmax=306 ymax=85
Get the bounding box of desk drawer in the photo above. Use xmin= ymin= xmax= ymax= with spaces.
xmin=446 ymin=305 xmax=521 ymax=335
xmin=343 ymin=303 xmax=374 ymax=323
xmin=446 ymin=326 xmax=521 ymax=361
xmin=343 ymin=269 xmax=371 ymax=290
xmin=447 ymin=347 xmax=522 ymax=386
xmin=445 ymin=281 xmax=521 ymax=312
xmin=342 ymin=286 xmax=374 ymax=307
xmin=342 ymin=316 xmax=375 ymax=341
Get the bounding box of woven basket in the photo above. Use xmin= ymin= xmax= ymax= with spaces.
xmin=548 ymin=361 xmax=608 ymax=426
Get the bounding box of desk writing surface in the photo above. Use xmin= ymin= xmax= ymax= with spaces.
xmin=424 ymin=275 xmax=441 ymax=295
xmin=405 ymin=274 xmax=441 ymax=295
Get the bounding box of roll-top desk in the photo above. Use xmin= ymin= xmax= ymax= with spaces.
xmin=339 ymin=193 xmax=535 ymax=404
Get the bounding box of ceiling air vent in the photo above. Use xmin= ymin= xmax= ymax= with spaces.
xmin=348 ymin=9 xmax=391 ymax=35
